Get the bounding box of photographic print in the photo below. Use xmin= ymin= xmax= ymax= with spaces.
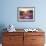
xmin=17 ymin=7 xmax=35 ymax=22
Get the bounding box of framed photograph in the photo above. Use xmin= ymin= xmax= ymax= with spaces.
xmin=17 ymin=7 xmax=35 ymax=22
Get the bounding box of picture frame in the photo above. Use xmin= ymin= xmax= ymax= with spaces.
xmin=17 ymin=7 xmax=35 ymax=22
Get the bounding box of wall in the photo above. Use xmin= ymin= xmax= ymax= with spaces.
xmin=0 ymin=0 xmax=46 ymax=43
xmin=0 ymin=0 xmax=46 ymax=29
